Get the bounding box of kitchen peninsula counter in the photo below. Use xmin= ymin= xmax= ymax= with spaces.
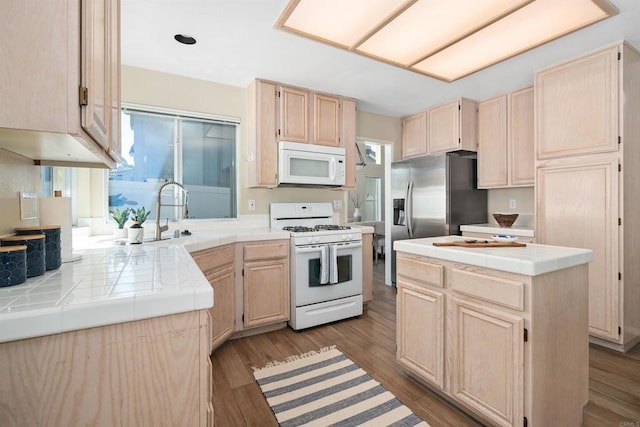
xmin=394 ymin=236 xmax=592 ymax=426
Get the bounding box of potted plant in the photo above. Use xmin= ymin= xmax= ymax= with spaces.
xmin=128 ymin=207 xmax=151 ymax=244
xmin=110 ymin=207 xmax=131 ymax=239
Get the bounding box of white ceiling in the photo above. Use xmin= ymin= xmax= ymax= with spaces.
xmin=122 ymin=0 xmax=640 ymax=118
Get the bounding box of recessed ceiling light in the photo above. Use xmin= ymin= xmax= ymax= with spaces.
xmin=275 ymin=0 xmax=618 ymax=82
xmin=174 ymin=34 xmax=197 ymax=45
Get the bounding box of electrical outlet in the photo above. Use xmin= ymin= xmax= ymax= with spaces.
xmin=509 ymin=199 xmax=517 ymax=209
xmin=248 ymin=199 xmax=256 ymax=211
xmin=333 ymin=200 xmax=342 ymax=210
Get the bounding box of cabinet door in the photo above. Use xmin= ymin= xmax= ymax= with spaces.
xmin=314 ymin=93 xmax=340 ymax=146
xmin=206 ymin=265 xmax=235 ymax=351
xmin=397 ymin=282 xmax=444 ymax=389
xmin=427 ymin=100 xmax=461 ymax=153
xmin=451 ymin=298 xmax=524 ymax=427
xmin=107 ymin=0 xmax=121 ymax=162
xmin=250 ymin=80 xmax=278 ymax=187
xmin=401 ymin=112 xmax=427 ymax=158
xmin=341 ymin=98 xmax=357 ymax=188
xmin=508 ymin=87 xmax=534 ymax=186
xmin=279 ymin=86 xmax=309 ymax=142
xmin=537 ymin=157 xmax=619 ymax=340
xmin=81 ymin=0 xmax=110 ymax=149
xmin=244 ymin=258 xmax=290 ymax=328
xmin=478 ymin=95 xmax=508 ymax=188
xmin=536 ymin=46 xmax=619 ymax=159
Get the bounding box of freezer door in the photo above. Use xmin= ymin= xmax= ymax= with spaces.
xmin=409 ymin=154 xmax=448 ymax=239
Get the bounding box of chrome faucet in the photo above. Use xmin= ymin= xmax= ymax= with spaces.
xmin=155 ymin=180 xmax=189 ymax=241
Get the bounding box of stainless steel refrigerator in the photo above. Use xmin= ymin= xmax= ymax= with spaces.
xmin=391 ymin=152 xmax=487 ymax=284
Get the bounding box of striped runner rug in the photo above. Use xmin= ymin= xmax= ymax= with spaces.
xmin=253 ymin=346 xmax=429 ymax=426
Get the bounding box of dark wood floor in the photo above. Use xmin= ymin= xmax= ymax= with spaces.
xmin=211 ymin=261 xmax=640 ymax=426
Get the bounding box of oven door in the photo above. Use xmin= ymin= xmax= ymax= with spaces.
xmin=292 ymin=241 xmax=363 ymax=307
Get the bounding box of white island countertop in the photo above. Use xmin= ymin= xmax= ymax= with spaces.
xmin=0 ymin=227 xmax=291 ymax=344
xmin=394 ymin=236 xmax=591 ymax=276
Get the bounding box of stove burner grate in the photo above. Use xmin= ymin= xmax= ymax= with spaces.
xmin=283 ymin=226 xmax=314 ymax=233
xmin=313 ymin=224 xmax=351 ymax=231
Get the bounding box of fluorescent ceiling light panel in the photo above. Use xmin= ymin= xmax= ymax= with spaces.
xmin=357 ymin=0 xmax=532 ymax=66
xmin=276 ymin=0 xmax=617 ymax=82
xmin=412 ymin=0 xmax=617 ymax=81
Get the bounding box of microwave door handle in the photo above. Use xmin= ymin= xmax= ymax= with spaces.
xmin=329 ymin=158 xmax=336 ymax=180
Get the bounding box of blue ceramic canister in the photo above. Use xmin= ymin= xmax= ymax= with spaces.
xmin=0 ymin=245 xmax=27 ymax=287
xmin=1 ymin=234 xmax=46 ymax=278
xmin=15 ymin=226 xmax=62 ymax=271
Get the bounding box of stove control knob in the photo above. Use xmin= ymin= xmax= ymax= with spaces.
xmin=313 ymin=237 xmax=321 ymax=244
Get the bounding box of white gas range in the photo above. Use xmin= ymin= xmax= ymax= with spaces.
xmin=270 ymin=203 xmax=363 ymax=330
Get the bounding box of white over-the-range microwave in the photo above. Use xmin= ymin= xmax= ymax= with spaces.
xmin=277 ymin=141 xmax=346 ymax=187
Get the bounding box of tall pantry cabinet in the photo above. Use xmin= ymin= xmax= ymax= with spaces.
xmin=535 ymin=42 xmax=640 ymax=351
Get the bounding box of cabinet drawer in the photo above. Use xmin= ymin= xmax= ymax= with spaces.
xmin=192 ymin=244 xmax=235 ymax=272
xmin=244 ymin=240 xmax=289 ymax=261
xmin=451 ymin=268 xmax=524 ymax=311
xmin=397 ymin=254 xmax=444 ymax=288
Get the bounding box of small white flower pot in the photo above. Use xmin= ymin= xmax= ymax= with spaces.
xmin=128 ymin=227 xmax=144 ymax=244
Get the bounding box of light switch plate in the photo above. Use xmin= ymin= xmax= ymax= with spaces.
xmin=20 ymin=192 xmax=38 ymax=220
xmin=333 ymin=200 xmax=342 ymax=210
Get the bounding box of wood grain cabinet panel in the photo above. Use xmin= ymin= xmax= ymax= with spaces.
xmin=397 ymin=281 xmax=444 ymax=389
xmin=279 ymin=86 xmax=309 ymax=143
xmin=192 ymin=244 xmax=236 ymax=351
xmin=401 ymin=112 xmax=427 ymax=158
xmin=0 ymin=0 xmax=120 ymax=167
xmin=537 ymin=156 xmax=619 ymax=341
xmin=536 ymin=45 xmax=619 ymax=159
xmin=242 ymin=240 xmax=290 ymax=329
xmin=451 ymin=298 xmax=523 ymax=427
xmin=478 ymin=88 xmax=533 ymax=189
xmin=427 ymin=98 xmax=478 ymax=154
xmin=247 ymin=79 xmax=278 ymax=187
xmin=535 ymin=42 xmax=640 ymax=350
xmin=313 ymin=93 xmax=340 ymax=146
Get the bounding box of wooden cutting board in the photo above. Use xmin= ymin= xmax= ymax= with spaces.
xmin=433 ymin=240 xmax=526 ymax=248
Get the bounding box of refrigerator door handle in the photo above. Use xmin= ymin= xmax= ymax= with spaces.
xmin=407 ymin=181 xmax=414 ymax=238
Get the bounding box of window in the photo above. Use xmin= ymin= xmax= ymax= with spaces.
xmin=109 ymin=106 xmax=239 ymax=221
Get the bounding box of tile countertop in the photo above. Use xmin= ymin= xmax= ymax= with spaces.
xmin=460 ymin=223 xmax=535 ymax=237
xmin=0 ymin=228 xmax=291 ymax=344
xmin=394 ymin=236 xmax=592 ymax=276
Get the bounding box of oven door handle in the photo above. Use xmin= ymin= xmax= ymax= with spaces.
xmin=295 ymin=242 xmax=362 ymax=253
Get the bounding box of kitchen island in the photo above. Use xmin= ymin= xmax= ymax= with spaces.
xmin=394 ymin=236 xmax=592 ymax=427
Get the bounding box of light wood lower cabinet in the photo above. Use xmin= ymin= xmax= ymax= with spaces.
xmin=192 ymin=244 xmax=236 ymax=352
xmin=397 ymin=281 xmax=444 ymax=389
xmin=0 ymin=311 xmax=212 ymax=427
xmin=396 ymin=252 xmax=589 ymax=426
xmin=242 ymin=240 xmax=290 ymax=329
xmin=451 ymin=298 xmax=523 ymax=426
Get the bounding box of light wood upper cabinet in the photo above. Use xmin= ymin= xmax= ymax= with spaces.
xmin=279 ymin=86 xmax=309 ymax=143
xmin=537 ymin=156 xmax=619 ymax=341
xmin=477 ymin=87 xmax=534 ymax=189
xmin=508 ymin=87 xmax=534 ymax=186
xmin=427 ymin=98 xmax=478 ymax=154
xmin=401 ymin=112 xmax=427 ymax=159
xmin=341 ymin=98 xmax=357 ymax=188
xmin=247 ymin=79 xmax=278 ymax=187
xmin=0 ymin=0 xmax=120 ymax=167
xmin=313 ymin=93 xmax=340 ymax=146
xmin=536 ymin=45 xmax=619 ymax=159
xmin=248 ymin=79 xmax=357 ymax=188
xmin=243 ymin=240 xmax=290 ymax=329
xmin=478 ymin=95 xmax=508 ymax=188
